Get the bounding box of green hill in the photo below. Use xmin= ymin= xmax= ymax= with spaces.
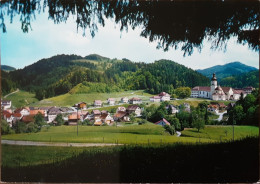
xmin=220 ymin=70 xmax=259 ymax=88
xmin=197 ymin=62 xmax=257 ymax=79
xmin=1 ymin=65 xmax=16 ymax=72
xmin=4 ymin=54 xmax=209 ymax=100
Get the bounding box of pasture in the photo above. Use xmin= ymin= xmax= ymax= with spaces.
xmin=2 ymin=124 xmax=258 ymax=144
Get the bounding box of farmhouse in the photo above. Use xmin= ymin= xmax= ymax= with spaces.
xmin=14 ymin=107 xmax=30 ymax=116
xmin=126 ymin=105 xmax=142 ymax=117
xmin=159 ymin=92 xmax=171 ymax=101
xmin=75 ymin=102 xmax=87 ymax=110
xmin=1 ymin=100 xmax=12 ymax=110
xmin=107 ymin=98 xmax=115 ymax=105
xmin=154 ymin=118 xmax=171 ymax=126
xmin=191 ymin=73 xmax=249 ymax=101
xmin=166 ymin=105 xmax=179 ymax=114
xmin=150 ymin=96 xmax=161 ymax=102
xmin=116 ymin=106 xmax=126 ymax=112
xmin=113 ymin=111 xmax=130 ymax=122
xmin=129 ymin=97 xmax=142 ymax=104
xmin=68 ymin=113 xmax=80 ymax=125
xmin=94 ymin=100 xmax=102 ymax=107
xmin=100 ymin=113 xmax=114 ymax=125
xmin=121 ymin=97 xmax=128 ymax=103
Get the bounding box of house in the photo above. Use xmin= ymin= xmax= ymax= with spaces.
xmin=116 ymin=106 xmax=126 ymax=112
xmin=91 ymin=110 xmax=101 ymax=120
xmin=129 ymin=97 xmax=142 ymax=104
xmin=14 ymin=107 xmax=30 ymax=116
xmin=39 ymin=107 xmax=52 ymax=117
xmin=154 ymin=118 xmax=171 ymax=126
xmin=75 ymin=102 xmax=87 ymax=110
xmin=113 ymin=111 xmax=130 ymax=122
xmin=21 ymin=115 xmax=35 ymax=124
xmin=100 ymin=113 xmax=114 ymax=125
xmin=2 ymin=110 xmax=14 ymax=125
xmin=94 ymin=100 xmax=102 ymax=107
xmin=68 ymin=113 xmax=80 ymax=125
xmin=47 ymin=107 xmax=62 ymax=123
xmin=232 ymin=89 xmax=246 ymax=100
xmin=12 ymin=113 xmax=23 ymax=123
xmin=243 ymin=86 xmax=255 ymax=94
xmin=107 ymin=98 xmax=115 ymax=105
xmin=166 ymin=105 xmax=179 ymax=114
xmin=207 ymin=104 xmax=219 ymax=113
xmin=121 ymin=97 xmax=128 ymax=103
xmin=1 ymin=100 xmax=11 ymax=110
xmin=159 ymin=92 xmax=171 ymax=101
xmin=30 ymin=109 xmax=45 ymax=116
xmin=94 ymin=118 xmax=103 ymax=126
xmin=101 ymin=110 xmax=109 ymax=115
xmin=150 ymin=96 xmax=161 ymax=102
xmin=126 ymin=105 xmax=142 ymax=117
xmin=217 ymin=103 xmax=227 ymax=110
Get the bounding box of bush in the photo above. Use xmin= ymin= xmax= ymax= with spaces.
xmin=164 ymin=125 xmax=175 ymax=135
xmin=14 ymin=121 xmax=27 ymax=133
xmin=27 ymin=122 xmax=39 ymax=133
xmin=1 ymin=119 xmax=13 ymax=135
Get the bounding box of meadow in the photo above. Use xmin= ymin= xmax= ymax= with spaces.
xmin=4 ymin=90 xmax=39 ymax=108
xmin=34 ymin=90 xmax=152 ymax=107
xmin=2 ymin=136 xmax=258 ymax=182
xmin=2 ymin=124 xmax=258 ymax=144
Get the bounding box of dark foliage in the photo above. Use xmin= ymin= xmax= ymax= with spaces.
xmin=2 ymin=137 xmax=258 ymax=182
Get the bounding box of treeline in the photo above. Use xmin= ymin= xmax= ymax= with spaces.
xmin=227 ymin=89 xmax=259 ymax=126
xmin=1 ymin=70 xmax=17 ymax=96
xmin=3 ymin=54 xmax=209 ymax=100
xmin=220 ymin=70 xmax=259 ymax=88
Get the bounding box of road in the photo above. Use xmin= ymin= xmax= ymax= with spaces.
xmin=1 ymin=140 xmax=123 ymax=147
xmin=215 ymin=111 xmax=227 ymax=121
xmin=4 ymin=88 xmax=19 ymax=98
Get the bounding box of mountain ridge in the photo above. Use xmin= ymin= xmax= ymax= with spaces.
xmin=197 ymin=61 xmax=258 ymax=79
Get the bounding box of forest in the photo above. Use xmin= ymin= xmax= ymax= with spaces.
xmin=2 ymin=54 xmax=209 ymax=100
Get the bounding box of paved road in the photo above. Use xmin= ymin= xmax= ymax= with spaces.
xmin=1 ymin=140 xmax=122 ymax=147
xmin=215 ymin=111 xmax=227 ymax=121
xmin=4 ymin=88 xmax=19 ymax=98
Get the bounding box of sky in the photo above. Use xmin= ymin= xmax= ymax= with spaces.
xmin=1 ymin=10 xmax=259 ymax=70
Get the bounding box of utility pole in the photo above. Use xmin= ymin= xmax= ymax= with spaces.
xmin=77 ymin=104 xmax=79 ymax=136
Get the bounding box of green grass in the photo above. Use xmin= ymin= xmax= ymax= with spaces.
xmin=182 ymin=125 xmax=259 ymax=141
xmin=33 ymin=90 xmax=152 ymax=107
xmin=1 ymin=144 xmax=88 ymax=167
xmin=5 ymin=90 xmax=39 ymax=108
xmin=2 ymin=124 xmax=258 ymax=144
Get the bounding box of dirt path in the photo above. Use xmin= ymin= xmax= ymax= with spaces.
xmin=1 ymin=140 xmax=123 ymax=147
xmin=4 ymin=88 xmax=19 ymax=98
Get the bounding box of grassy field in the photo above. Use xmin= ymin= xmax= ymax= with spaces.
xmin=5 ymin=90 xmax=39 ymax=108
xmin=2 ymin=137 xmax=259 ymax=182
xmin=34 ymin=90 xmax=152 ymax=107
xmin=2 ymin=124 xmax=258 ymax=144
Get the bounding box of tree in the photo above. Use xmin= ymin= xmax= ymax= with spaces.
xmin=164 ymin=125 xmax=175 ymax=135
xmin=55 ymin=114 xmax=64 ymax=126
xmin=1 ymin=119 xmax=13 ymax=135
xmin=27 ymin=122 xmax=38 ymax=133
xmin=175 ymin=87 xmax=191 ymax=99
xmin=129 ymin=113 xmax=136 ymax=122
xmin=165 ymin=115 xmax=181 ymax=131
xmin=192 ymin=119 xmax=205 ymax=132
xmin=14 ymin=121 xmax=27 ymax=133
xmin=233 ymin=105 xmax=245 ymax=125
xmin=34 ymin=113 xmax=45 ymax=128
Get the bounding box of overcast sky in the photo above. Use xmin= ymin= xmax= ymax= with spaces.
xmin=1 ymin=10 xmax=259 ymax=70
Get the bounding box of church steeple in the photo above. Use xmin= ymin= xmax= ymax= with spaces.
xmin=211 ymin=73 xmax=217 ymax=81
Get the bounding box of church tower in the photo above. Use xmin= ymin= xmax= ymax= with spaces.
xmin=210 ymin=73 xmax=217 ymax=98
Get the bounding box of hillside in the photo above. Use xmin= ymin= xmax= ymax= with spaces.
xmin=220 ymin=70 xmax=259 ymax=88
xmin=1 ymin=65 xmax=16 ymax=72
xmin=3 ymin=54 xmax=209 ymax=100
xmin=197 ymin=62 xmax=257 ymax=79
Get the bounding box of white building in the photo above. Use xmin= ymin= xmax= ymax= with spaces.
xmin=1 ymin=100 xmax=12 ymax=110
xmin=159 ymin=92 xmax=171 ymax=101
xmin=121 ymin=97 xmax=128 ymax=103
xmin=107 ymin=98 xmax=115 ymax=105
xmin=191 ymin=73 xmax=247 ymax=101
xmin=150 ymin=96 xmax=161 ymax=102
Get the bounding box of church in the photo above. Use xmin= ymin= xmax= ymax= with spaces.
xmin=191 ymin=73 xmax=254 ymax=101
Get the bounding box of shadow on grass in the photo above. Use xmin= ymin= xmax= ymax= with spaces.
xmin=2 ymin=136 xmax=258 ymax=183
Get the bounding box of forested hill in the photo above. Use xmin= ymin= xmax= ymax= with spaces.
xmin=1 ymin=65 xmax=16 ymax=72
xmin=3 ymin=54 xmax=209 ymax=99
xmin=197 ymin=62 xmax=257 ymax=79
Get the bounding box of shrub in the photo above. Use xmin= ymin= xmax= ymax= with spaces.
xmin=164 ymin=125 xmax=175 ymax=135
